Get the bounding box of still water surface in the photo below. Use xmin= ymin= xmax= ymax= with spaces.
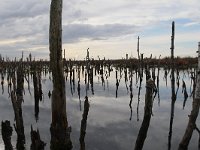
xmin=0 ymin=67 xmax=199 ymax=149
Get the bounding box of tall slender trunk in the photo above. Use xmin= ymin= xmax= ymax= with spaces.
xmin=168 ymin=21 xmax=176 ymax=150
xmin=49 ymin=0 xmax=72 ymax=149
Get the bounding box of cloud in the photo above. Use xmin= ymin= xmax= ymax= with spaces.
xmin=184 ymin=22 xmax=200 ymax=27
xmin=63 ymin=23 xmax=138 ymax=43
xmin=0 ymin=0 xmax=49 ymax=20
xmin=0 ymin=0 xmax=199 ymax=59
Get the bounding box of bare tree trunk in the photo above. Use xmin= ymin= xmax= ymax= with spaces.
xmin=178 ymin=43 xmax=200 ymax=150
xmin=49 ymin=0 xmax=72 ymax=149
xmin=137 ymin=36 xmax=140 ymax=61
xmin=168 ymin=21 xmax=176 ymax=150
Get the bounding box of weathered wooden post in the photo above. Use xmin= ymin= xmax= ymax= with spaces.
xmin=178 ymin=42 xmax=200 ymax=150
xmin=49 ymin=0 xmax=72 ymax=149
xmin=134 ymin=79 xmax=156 ymax=150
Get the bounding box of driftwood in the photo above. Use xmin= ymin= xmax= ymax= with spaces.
xmin=49 ymin=0 xmax=72 ymax=149
xmin=178 ymin=43 xmax=200 ymax=150
xmin=134 ymin=79 xmax=156 ymax=150
xmin=1 ymin=120 xmax=13 ymax=150
xmin=79 ymin=96 xmax=90 ymax=150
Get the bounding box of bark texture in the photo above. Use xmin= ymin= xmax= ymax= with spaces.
xmin=49 ymin=0 xmax=72 ymax=149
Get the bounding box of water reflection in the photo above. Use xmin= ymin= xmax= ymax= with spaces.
xmin=79 ymin=96 xmax=90 ymax=150
xmin=1 ymin=120 xmax=13 ymax=150
xmin=0 ymin=63 xmax=198 ymax=150
xmin=11 ymin=66 xmax=25 ymax=150
xmin=134 ymin=79 xmax=156 ymax=150
xmin=168 ymin=68 xmax=176 ymax=150
xmin=30 ymin=126 xmax=46 ymax=150
xmin=129 ymin=70 xmax=133 ymax=121
xmin=182 ymin=80 xmax=188 ymax=109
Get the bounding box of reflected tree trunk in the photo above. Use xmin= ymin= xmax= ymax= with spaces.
xmin=49 ymin=0 xmax=72 ymax=149
xmin=129 ymin=70 xmax=133 ymax=121
xmin=33 ymin=68 xmax=40 ymax=121
xmin=11 ymin=64 xmax=25 ymax=150
xmin=30 ymin=126 xmax=46 ymax=150
xmin=182 ymin=80 xmax=188 ymax=109
xmin=157 ymin=55 xmax=161 ymax=106
xmin=1 ymin=120 xmax=13 ymax=150
xmin=134 ymin=79 xmax=156 ymax=150
xmin=79 ymin=96 xmax=90 ymax=150
xmin=178 ymin=43 xmax=200 ymax=150
xmin=137 ymin=75 xmax=142 ymax=121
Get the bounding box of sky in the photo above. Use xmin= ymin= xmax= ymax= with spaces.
xmin=0 ymin=0 xmax=199 ymax=60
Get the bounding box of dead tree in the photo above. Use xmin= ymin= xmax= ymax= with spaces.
xmin=137 ymin=36 xmax=140 ymax=64
xmin=157 ymin=55 xmax=161 ymax=106
xmin=178 ymin=43 xmax=200 ymax=150
xmin=168 ymin=21 xmax=176 ymax=150
xmin=134 ymin=79 xmax=156 ymax=150
xmin=49 ymin=0 xmax=72 ymax=149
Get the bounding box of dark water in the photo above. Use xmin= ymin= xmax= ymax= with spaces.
xmin=0 ymin=67 xmax=199 ymax=150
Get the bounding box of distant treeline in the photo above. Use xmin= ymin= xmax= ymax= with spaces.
xmin=63 ymin=56 xmax=198 ymax=69
xmin=0 ymin=56 xmax=197 ymax=70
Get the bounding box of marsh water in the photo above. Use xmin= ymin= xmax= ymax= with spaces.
xmin=0 ymin=66 xmax=199 ymax=150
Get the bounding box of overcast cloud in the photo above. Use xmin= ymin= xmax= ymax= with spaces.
xmin=0 ymin=0 xmax=199 ymax=59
